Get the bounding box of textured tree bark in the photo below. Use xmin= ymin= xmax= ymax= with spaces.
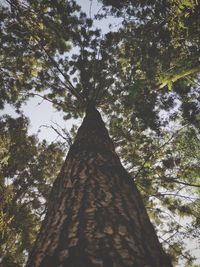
xmin=26 ymin=105 xmax=173 ymax=267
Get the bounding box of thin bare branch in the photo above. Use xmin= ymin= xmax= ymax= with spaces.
xmin=40 ymin=123 xmax=72 ymax=147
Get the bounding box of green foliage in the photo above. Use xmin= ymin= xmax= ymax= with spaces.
xmin=0 ymin=0 xmax=200 ymax=266
xmin=108 ymin=110 xmax=200 ymax=265
xmin=0 ymin=0 xmax=80 ymax=109
xmin=99 ymin=0 xmax=200 ymax=129
xmin=0 ymin=115 xmax=65 ymax=266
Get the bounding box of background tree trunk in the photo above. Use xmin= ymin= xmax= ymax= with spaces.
xmin=26 ymin=105 xmax=172 ymax=267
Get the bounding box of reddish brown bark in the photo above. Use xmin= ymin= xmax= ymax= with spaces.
xmin=26 ymin=105 xmax=173 ymax=267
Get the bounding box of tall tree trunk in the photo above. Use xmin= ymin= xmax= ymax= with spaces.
xmin=26 ymin=106 xmax=172 ymax=267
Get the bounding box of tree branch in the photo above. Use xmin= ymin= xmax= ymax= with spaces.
xmin=133 ymin=124 xmax=189 ymax=180
xmin=5 ymin=0 xmax=85 ymax=103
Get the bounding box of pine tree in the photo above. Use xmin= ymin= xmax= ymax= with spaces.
xmin=1 ymin=0 xmax=200 ymax=266
xmin=26 ymin=104 xmax=172 ymax=267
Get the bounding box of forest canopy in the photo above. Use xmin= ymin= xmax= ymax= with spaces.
xmin=0 ymin=0 xmax=200 ymax=266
